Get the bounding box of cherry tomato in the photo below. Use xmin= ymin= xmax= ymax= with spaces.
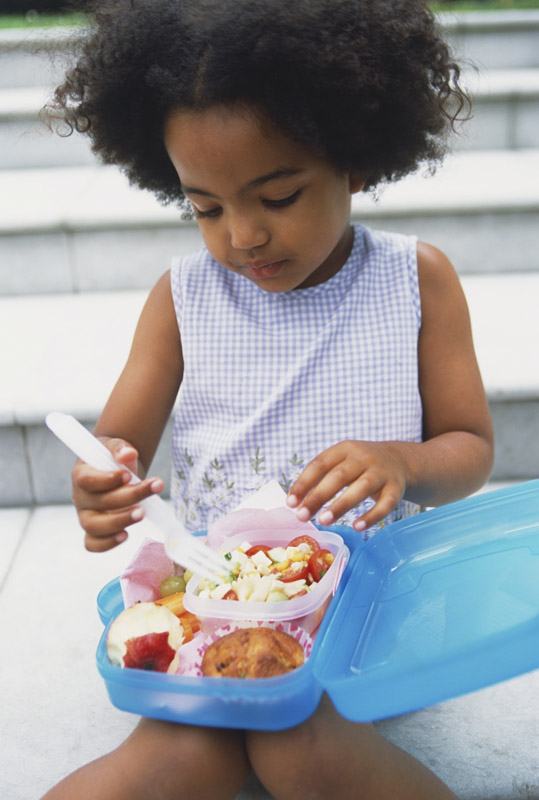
xmin=223 ymin=589 xmax=238 ymax=600
xmin=308 ymin=549 xmax=335 ymax=582
xmin=287 ymin=535 xmax=320 ymax=556
xmin=245 ymin=544 xmax=272 ymax=557
xmin=273 ymin=562 xmax=310 ymax=583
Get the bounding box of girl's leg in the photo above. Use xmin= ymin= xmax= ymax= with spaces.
xmin=246 ymin=694 xmax=457 ymax=800
xmin=42 ymin=716 xmax=251 ymax=800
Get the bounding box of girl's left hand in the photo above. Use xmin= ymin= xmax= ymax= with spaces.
xmin=286 ymin=440 xmax=408 ymax=532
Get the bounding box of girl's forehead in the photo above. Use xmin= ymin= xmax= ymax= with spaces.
xmin=164 ymin=105 xmax=323 ymax=189
xmin=165 ymin=104 xmax=277 ymax=149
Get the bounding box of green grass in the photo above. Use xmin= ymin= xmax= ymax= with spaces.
xmin=0 ymin=12 xmax=87 ymax=29
xmin=0 ymin=0 xmax=538 ymax=29
xmin=432 ymin=0 xmax=539 ymax=8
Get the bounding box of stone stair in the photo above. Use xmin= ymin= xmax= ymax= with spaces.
xmin=1 ymin=12 xmax=539 ymax=506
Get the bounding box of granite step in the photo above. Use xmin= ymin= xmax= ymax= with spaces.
xmin=1 ymin=148 xmax=538 ymax=297
xmin=0 ymin=271 xmax=537 ymax=506
xmin=443 ymin=9 xmax=539 ymax=70
xmin=3 ymin=67 xmax=539 ymax=170
xmin=0 ymin=11 xmax=538 ymax=91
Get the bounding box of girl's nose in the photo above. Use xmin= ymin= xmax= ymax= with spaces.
xmin=229 ymin=213 xmax=269 ymax=250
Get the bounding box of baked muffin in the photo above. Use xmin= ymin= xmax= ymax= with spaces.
xmin=201 ymin=626 xmax=304 ymax=678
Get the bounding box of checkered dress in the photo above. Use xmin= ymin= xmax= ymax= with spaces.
xmin=170 ymin=224 xmax=423 ymax=536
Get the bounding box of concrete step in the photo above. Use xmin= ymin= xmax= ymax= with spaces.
xmin=458 ymin=68 xmax=539 ymax=151
xmin=0 ymin=26 xmax=80 ymax=90
xmin=3 ymin=68 xmax=539 ymax=170
xmin=0 ymin=86 xmax=96 ymax=169
xmin=1 ymin=149 xmax=538 ymax=296
xmin=1 ymin=11 xmax=538 ymax=92
xmin=443 ymin=10 xmax=539 ymax=70
xmin=0 ymin=272 xmax=537 ymax=506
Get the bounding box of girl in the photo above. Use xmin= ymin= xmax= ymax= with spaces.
xmin=44 ymin=1 xmax=494 ymax=798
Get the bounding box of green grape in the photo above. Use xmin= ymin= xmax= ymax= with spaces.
xmin=160 ymin=575 xmax=187 ymax=597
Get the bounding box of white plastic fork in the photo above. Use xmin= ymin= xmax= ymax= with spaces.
xmin=45 ymin=412 xmax=231 ymax=582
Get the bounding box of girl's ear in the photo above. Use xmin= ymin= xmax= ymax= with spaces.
xmin=349 ymin=173 xmax=365 ymax=194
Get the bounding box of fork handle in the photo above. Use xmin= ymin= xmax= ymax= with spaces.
xmin=45 ymin=412 xmax=189 ymax=542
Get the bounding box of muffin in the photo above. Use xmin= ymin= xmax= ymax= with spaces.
xmin=201 ymin=626 xmax=304 ymax=678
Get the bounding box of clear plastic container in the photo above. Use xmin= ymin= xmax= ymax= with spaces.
xmin=183 ymin=529 xmax=350 ymax=634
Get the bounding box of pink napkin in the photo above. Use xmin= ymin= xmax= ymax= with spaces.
xmin=206 ymin=480 xmax=317 ymax=550
xmin=120 ymin=537 xmax=175 ymax=608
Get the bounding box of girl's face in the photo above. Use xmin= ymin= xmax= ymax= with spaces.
xmin=164 ymin=106 xmax=364 ymax=292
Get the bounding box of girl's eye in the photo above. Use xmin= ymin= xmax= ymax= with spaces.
xmin=263 ymin=189 xmax=302 ymax=209
xmin=192 ymin=204 xmax=222 ymax=219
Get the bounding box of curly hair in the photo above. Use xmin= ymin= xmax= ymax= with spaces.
xmin=49 ymin=0 xmax=470 ymax=205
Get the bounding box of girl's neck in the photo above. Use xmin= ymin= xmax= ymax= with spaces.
xmin=296 ymin=223 xmax=355 ymax=290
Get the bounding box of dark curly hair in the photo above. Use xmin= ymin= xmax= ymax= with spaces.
xmin=49 ymin=0 xmax=470 ymax=205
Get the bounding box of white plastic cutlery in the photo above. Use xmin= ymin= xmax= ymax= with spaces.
xmin=45 ymin=412 xmax=231 ymax=582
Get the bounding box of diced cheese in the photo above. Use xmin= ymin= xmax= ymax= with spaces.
xmin=282 ymin=579 xmax=308 ymax=597
xmin=268 ymin=546 xmax=288 ymax=563
xmin=251 ymin=550 xmax=272 ymax=570
xmin=210 ymin=583 xmax=235 ymax=601
xmin=267 ymin=589 xmax=288 ymax=602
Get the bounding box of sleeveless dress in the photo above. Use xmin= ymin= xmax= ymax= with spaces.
xmin=170 ymin=223 xmax=423 ymax=537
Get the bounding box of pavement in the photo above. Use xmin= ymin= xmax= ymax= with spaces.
xmin=2 ymin=500 xmax=539 ymax=800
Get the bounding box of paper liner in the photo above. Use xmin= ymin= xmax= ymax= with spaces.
xmin=175 ymin=620 xmax=314 ymax=678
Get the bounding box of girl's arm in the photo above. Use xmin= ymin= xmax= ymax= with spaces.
xmin=287 ymin=242 xmax=494 ymax=531
xmin=73 ymin=271 xmax=183 ymax=551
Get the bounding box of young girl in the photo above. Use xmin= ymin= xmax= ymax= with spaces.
xmin=43 ymin=1 xmax=494 ymax=798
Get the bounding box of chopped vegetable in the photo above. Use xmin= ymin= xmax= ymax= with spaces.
xmin=197 ymin=535 xmax=333 ymax=603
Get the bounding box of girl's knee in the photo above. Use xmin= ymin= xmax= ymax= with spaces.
xmin=245 ymin=696 xmax=380 ymax=799
xmin=122 ymin=718 xmax=250 ymax=799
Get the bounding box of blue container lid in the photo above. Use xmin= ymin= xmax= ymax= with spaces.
xmin=96 ymin=479 xmax=539 ymax=729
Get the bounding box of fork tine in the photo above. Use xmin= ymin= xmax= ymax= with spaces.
xmin=164 ymin=536 xmax=230 ymax=581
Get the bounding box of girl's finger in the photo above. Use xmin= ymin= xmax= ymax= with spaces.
xmin=287 ymin=445 xmax=350 ymax=510
xmin=352 ymin=484 xmax=402 ymax=532
xmin=75 ymin=475 xmax=164 ymax=512
xmin=84 ymin=529 xmax=129 ymax=553
xmin=79 ymin=506 xmax=142 ymax=536
xmin=291 ymin=457 xmax=369 ymax=520
xmin=73 ymin=462 xmax=131 ymax=494
xmin=104 ymin=438 xmax=140 ymax=470
xmin=78 ymin=506 xmax=144 ymax=551
xmin=316 ymin=476 xmax=377 ymax=526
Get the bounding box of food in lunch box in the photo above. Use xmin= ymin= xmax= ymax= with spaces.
xmin=197 ymin=534 xmax=334 ymax=603
xmin=201 ymin=626 xmax=304 ymax=678
xmin=154 ymin=591 xmax=201 ymax=642
xmin=160 ymin=574 xmax=187 ymax=596
xmin=106 ymin=602 xmax=184 ymax=673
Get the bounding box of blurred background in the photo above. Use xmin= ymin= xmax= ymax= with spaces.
xmin=2 ymin=0 xmax=538 ymax=508
xmin=1 ymin=4 xmax=538 ymax=800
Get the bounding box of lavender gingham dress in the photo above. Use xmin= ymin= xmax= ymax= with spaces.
xmin=170 ymin=223 xmax=423 ymax=536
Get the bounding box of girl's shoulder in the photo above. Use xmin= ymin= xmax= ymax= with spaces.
xmin=355 ymin=223 xmax=417 ymax=258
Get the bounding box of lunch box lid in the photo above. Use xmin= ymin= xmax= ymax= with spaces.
xmin=96 ymin=479 xmax=539 ymax=729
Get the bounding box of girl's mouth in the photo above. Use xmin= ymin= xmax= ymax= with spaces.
xmin=242 ymin=261 xmax=284 ymax=279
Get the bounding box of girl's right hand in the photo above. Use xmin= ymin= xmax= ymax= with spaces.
xmin=71 ymin=438 xmax=164 ymax=552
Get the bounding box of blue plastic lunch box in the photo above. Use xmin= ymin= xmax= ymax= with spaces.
xmin=96 ymin=479 xmax=539 ymax=730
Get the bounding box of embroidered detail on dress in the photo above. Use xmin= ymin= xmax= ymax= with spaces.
xmin=172 ymin=445 xmax=421 ymax=535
